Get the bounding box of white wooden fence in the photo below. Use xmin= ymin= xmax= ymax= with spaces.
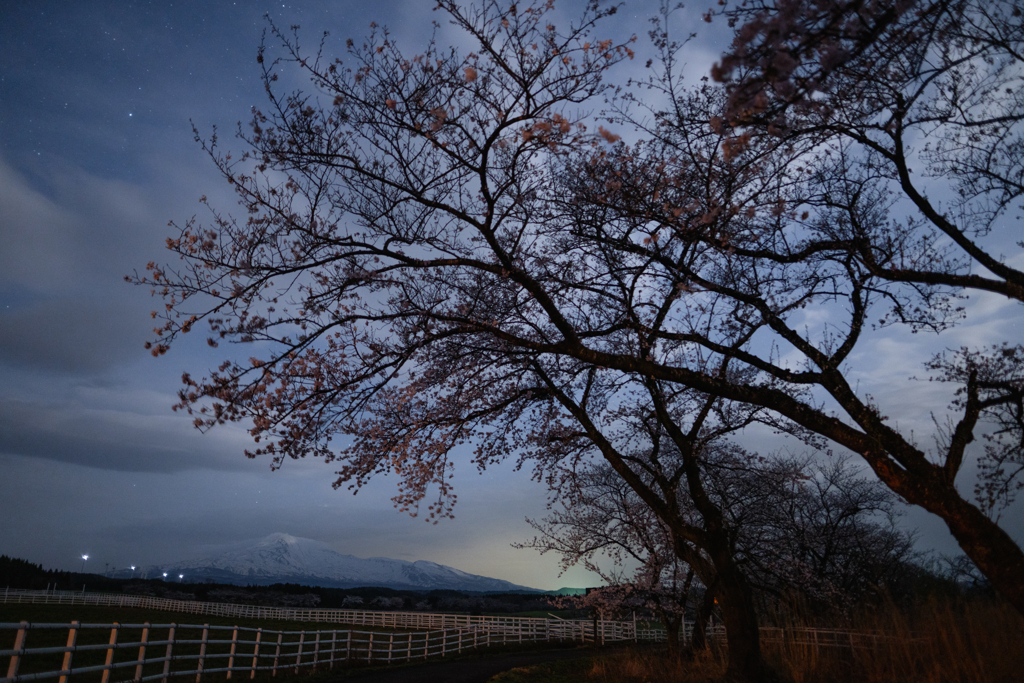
xmin=0 ymin=590 xmax=613 ymax=640
xmin=0 ymin=588 xmax=909 ymax=683
xmin=1 ymin=619 xmax=542 ymax=683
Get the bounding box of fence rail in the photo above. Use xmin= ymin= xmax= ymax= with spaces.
xmin=1 ymin=589 xmax=910 ymax=683
xmin=0 ymin=590 xmax=599 ymax=637
xmin=757 ymin=626 xmax=917 ymax=650
xmin=0 ymin=618 xmax=571 ymax=683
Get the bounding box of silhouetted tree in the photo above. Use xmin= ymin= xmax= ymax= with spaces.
xmin=576 ymin=0 xmax=1024 ymax=613
xmin=524 ymin=451 xmax=915 ymax=653
xmin=139 ymin=0 xmax=1024 ymax=676
xmin=521 ymin=461 xmax=706 ymax=660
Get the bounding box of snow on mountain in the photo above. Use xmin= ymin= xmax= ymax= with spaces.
xmin=147 ymin=533 xmax=541 ymax=593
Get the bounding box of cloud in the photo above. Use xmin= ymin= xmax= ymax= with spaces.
xmin=0 ymin=392 xmax=261 ymax=473
xmin=0 ymin=297 xmax=148 ymax=374
xmin=0 ymin=154 xmax=180 ymax=295
xmin=0 ymin=158 xmax=82 ymax=291
xmin=0 ymin=152 xmax=207 ymax=375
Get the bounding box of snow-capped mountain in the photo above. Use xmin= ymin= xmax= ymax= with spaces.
xmin=145 ymin=533 xmax=540 ymax=593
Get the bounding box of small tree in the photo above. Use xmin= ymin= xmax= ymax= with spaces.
xmin=521 ymin=463 xmax=703 ymax=659
xmin=755 ymin=456 xmax=917 ymax=615
xmin=527 ymin=452 xmax=915 ymax=647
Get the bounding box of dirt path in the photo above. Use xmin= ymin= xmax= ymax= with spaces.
xmin=330 ymin=646 xmax=601 ymax=683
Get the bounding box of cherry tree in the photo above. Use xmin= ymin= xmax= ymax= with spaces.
xmin=579 ymin=0 xmax=1024 ymax=615
xmin=762 ymin=456 xmax=917 ymax=613
xmin=520 ymin=462 xmax=707 ymax=659
xmin=138 ymin=0 xmax=1024 ymax=678
xmin=526 ymin=449 xmax=915 ymax=654
xmin=139 ymin=0 xmax=777 ymax=660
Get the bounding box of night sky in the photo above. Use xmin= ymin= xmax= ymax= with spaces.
xmin=1 ymin=1 xmax=1021 ymax=590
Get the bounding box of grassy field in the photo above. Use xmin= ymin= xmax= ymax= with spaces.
xmin=491 ymin=610 xmax=578 ymax=620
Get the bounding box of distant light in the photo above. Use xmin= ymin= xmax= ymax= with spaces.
xmin=163 ymin=573 xmax=168 ymax=579
xmin=82 ymin=555 xmax=89 ymax=561
xmin=131 ymin=566 xmax=136 ymax=571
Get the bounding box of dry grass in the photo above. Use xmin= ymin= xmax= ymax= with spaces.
xmin=584 ymin=646 xmax=726 ymax=682
xmin=531 ymin=598 xmax=1024 ymax=683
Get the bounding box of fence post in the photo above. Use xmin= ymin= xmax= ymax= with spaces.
xmin=387 ymin=634 xmax=393 ymax=663
xmin=250 ymin=629 xmax=262 ymax=679
xmin=345 ymin=631 xmax=351 ymax=662
xmin=58 ymin=620 xmax=79 ymax=683
xmin=161 ymin=624 xmax=176 ymax=683
xmin=196 ymin=625 xmax=209 ymax=683
xmin=226 ymin=627 xmax=239 ymax=680
xmin=135 ymin=622 xmax=150 ymax=682
xmin=294 ymin=631 xmax=304 ymax=674
xmin=329 ymin=631 xmax=337 ymax=669
xmin=6 ymin=621 xmax=28 ymax=681
xmin=101 ymin=620 xmax=120 ymax=683
xmin=441 ymin=630 xmax=446 ymax=658
xmin=457 ymin=630 xmax=462 ymax=654
xmin=272 ymin=632 xmax=282 ymax=677
xmin=407 ymin=633 xmax=413 ymax=662
xmin=366 ymin=633 xmax=373 ymax=664
xmin=312 ymin=631 xmax=320 ymax=668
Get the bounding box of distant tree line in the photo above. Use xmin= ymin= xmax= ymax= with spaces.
xmin=1 ymin=555 xmax=80 ymax=591
xmin=0 ymin=556 xmax=553 ymax=613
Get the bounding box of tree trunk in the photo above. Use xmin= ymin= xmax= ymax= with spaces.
xmin=665 ymin=618 xmax=682 ymax=663
xmin=690 ymin=586 xmax=716 ymax=653
xmin=714 ymin=560 xmax=776 ymax=683
xmin=869 ymin=456 xmax=1024 ymax=616
xmin=934 ymin=489 xmax=1024 ymax=615
xmin=929 ymin=489 xmax=1024 ymax=618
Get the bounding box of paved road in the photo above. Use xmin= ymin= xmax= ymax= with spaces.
xmin=331 ymin=646 xmax=600 ymax=683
